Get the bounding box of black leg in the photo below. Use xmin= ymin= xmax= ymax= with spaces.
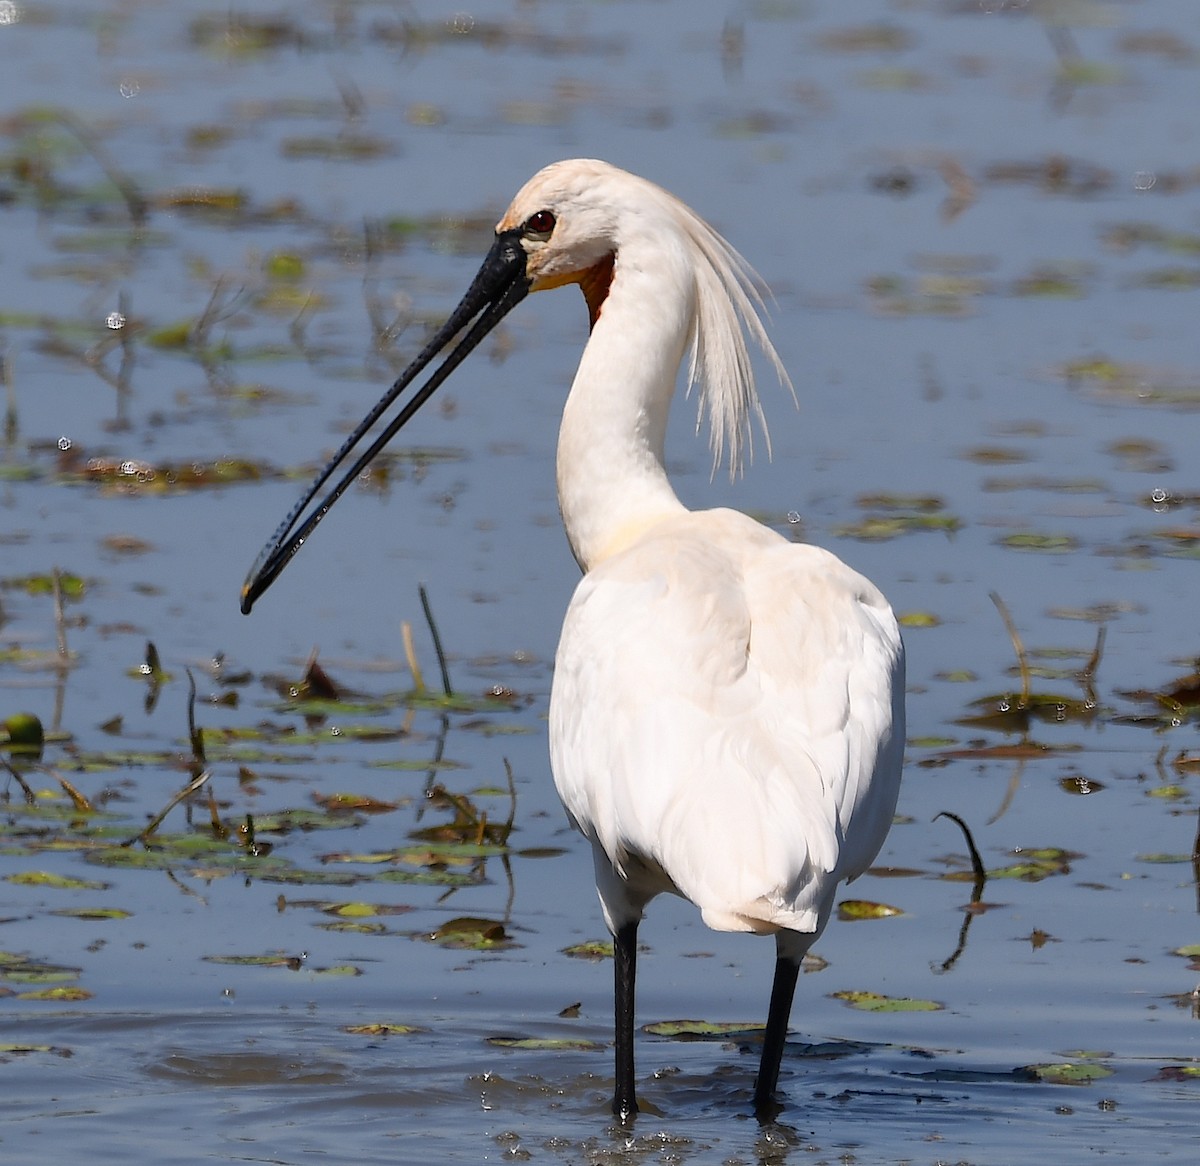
xmin=612 ymin=919 xmax=639 ymax=1121
xmin=753 ymin=952 xmax=800 ymax=1118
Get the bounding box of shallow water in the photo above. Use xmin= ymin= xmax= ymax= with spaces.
xmin=2 ymin=1 xmax=1199 ymax=1162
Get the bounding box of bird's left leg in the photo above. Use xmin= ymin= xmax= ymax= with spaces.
xmin=612 ymin=919 xmax=639 ymax=1121
xmin=753 ymin=932 xmax=801 ymax=1118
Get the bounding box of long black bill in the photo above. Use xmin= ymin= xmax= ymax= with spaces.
xmin=240 ymin=229 xmax=530 ymax=615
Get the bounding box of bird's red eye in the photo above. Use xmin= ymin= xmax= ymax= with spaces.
xmin=525 ymin=209 xmax=556 ymax=236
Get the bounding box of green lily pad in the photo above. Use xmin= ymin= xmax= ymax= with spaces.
xmin=322 ymin=901 xmax=413 ymax=918
xmin=2 ymin=573 xmax=86 ymax=598
xmin=999 ymin=533 xmax=1080 ymax=553
xmin=4 ymin=871 xmax=108 ymax=890
xmin=1 ymin=712 xmax=45 ymax=755
xmin=49 ymin=907 xmax=131 ymax=920
xmin=642 ymin=1019 xmax=765 ymax=1040
xmin=202 ymin=953 xmax=305 ymax=969
xmin=425 ymin=916 xmax=514 ymax=950
xmin=837 ymin=899 xmax=904 ymax=921
xmin=373 ymin=869 xmax=485 ymax=888
xmin=317 ymin=920 xmax=390 ymax=934
xmin=485 ymin=1035 xmax=605 ymax=1052
xmin=18 ymin=986 xmax=93 ymax=1002
xmin=1023 ymin=1061 xmax=1114 ymax=1085
xmin=561 ymin=941 xmax=614 ymax=960
xmin=831 ymin=990 xmax=942 ymax=1012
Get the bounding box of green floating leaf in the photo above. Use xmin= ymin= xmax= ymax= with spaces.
xmin=0 ymin=952 xmax=82 ymax=985
xmin=897 ymin=611 xmax=940 ymax=629
xmin=1151 ymin=1065 xmax=1200 ymax=1082
xmin=4 ymin=870 xmax=108 ymax=890
xmin=322 ymin=901 xmax=413 ymax=918
xmin=985 ymin=863 xmax=1066 ymax=882
xmin=485 ymin=1035 xmax=605 ymax=1052
xmin=831 ymin=990 xmax=942 ymax=1013
xmin=2 ymin=712 xmax=45 ymax=755
xmin=426 ymin=916 xmax=515 ymax=951
xmin=49 ymin=907 xmax=131 ymax=920
xmin=203 ymin=953 xmax=305 ymax=969
xmin=642 ymin=1019 xmax=764 ymax=1041
xmin=836 ymin=514 xmax=961 ymax=541
xmin=561 ymin=940 xmax=614 ymax=961
xmin=317 ymin=920 xmax=389 ymax=935
xmin=999 ymin=533 xmax=1080 ymax=553
xmin=837 ymin=899 xmax=904 ymax=921
xmin=18 ymin=986 xmax=93 ymax=1001
xmin=251 ymin=809 xmax=362 ymax=833
xmin=1172 ymin=944 xmax=1200 ymax=958
xmin=373 ymin=869 xmax=484 ymax=888
xmin=1023 ymin=1061 xmax=1113 ymax=1085
xmin=256 ymin=867 xmax=362 ymax=887
xmin=2 ymin=573 xmax=85 ymax=599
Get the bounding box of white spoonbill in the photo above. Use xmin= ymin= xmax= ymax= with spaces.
xmin=241 ymin=159 xmax=905 ymax=1120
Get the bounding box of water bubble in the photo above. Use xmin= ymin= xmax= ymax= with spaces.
xmin=1133 ymin=170 xmax=1156 ymax=191
xmin=0 ymin=2 xmax=20 ymax=26
xmin=786 ymin=510 xmax=802 ymax=524
xmin=1150 ymin=487 xmax=1168 ymax=507
xmin=57 ymin=436 xmax=72 ymax=451
xmin=106 ymin=311 xmax=126 ymax=330
xmin=119 ymin=78 xmax=140 ymax=99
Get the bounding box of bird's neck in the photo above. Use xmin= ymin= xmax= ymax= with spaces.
xmin=556 ymin=257 xmax=691 ymax=572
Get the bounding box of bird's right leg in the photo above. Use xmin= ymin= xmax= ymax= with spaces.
xmin=753 ymin=939 xmax=801 ymax=1119
xmin=612 ymin=919 xmax=639 ymax=1121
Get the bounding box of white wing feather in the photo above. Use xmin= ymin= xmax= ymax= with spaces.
xmin=549 ymin=508 xmax=904 ymax=939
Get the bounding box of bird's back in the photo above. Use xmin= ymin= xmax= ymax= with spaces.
xmin=548 ymin=508 xmax=904 ymax=938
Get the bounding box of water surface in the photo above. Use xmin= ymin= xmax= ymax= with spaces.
xmin=2 ymin=1 xmax=1198 ymax=1162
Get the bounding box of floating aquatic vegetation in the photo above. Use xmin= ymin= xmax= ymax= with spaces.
xmin=837 ymin=899 xmax=903 ymax=920
xmin=425 ymin=916 xmax=515 ymax=950
xmin=641 ymin=1019 xmax=765 ymax=1040
xmin=831 ymin=990 xmax=942 ymax=1012
xmin=486 ymin=1035 xmax=605 ymax=1052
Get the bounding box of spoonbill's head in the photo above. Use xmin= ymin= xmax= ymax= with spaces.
xmin=240 ymin=159 xmax=787 ymax=614
xmin=499 ymin=159 xmax=622 ymax=300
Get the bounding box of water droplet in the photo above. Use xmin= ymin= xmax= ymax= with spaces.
xmin=786 ymin=510 xmax=802 ymax=524
xmin=57 ymin=436 xmax=72 ymax=451
xmin=106 ymin=311 xmax=126 ymax=330
xmin=1133 ymin=170 xmax=1156 ymax=191
xmin=119 ymin=78 xmax=140 ymax=99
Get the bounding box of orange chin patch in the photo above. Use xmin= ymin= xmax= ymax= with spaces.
xmin=578 ymin=252 xmax=615 ymax=330
xmin=533 ymin=253 xmax=615 ymax=331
